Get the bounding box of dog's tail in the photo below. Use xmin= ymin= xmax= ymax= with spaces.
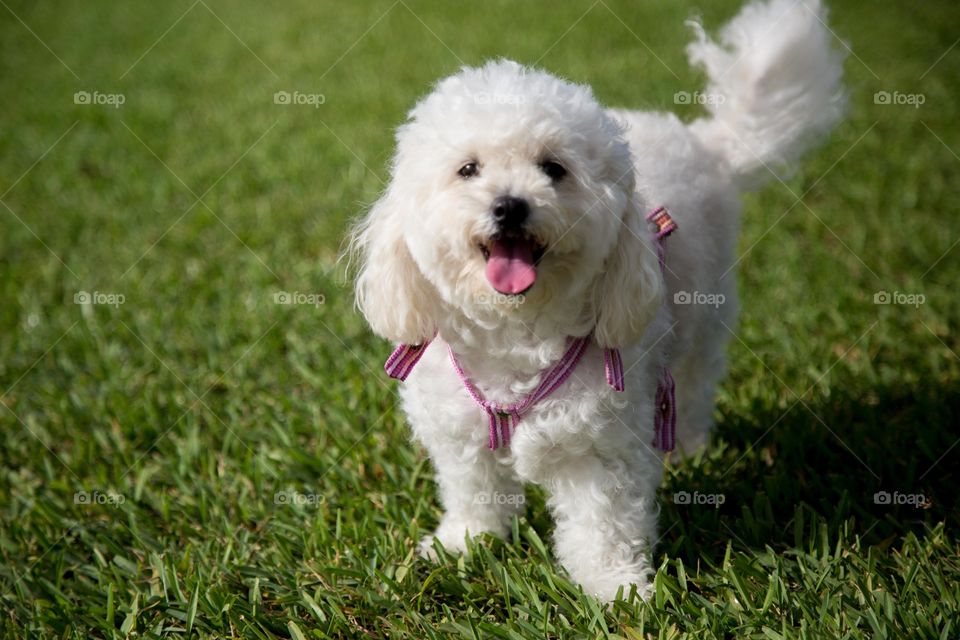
xmin=685 ymin=0 xmax=846 ymax=189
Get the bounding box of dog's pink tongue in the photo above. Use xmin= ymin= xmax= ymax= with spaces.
xmin=485 ymin=237 xmax=537 ymax=294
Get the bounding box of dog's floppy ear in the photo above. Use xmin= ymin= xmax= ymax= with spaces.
xmin=351 ymin=187 xmax=440 ymax=345
xmin=592 ymin=197 xmax=664 ymax=349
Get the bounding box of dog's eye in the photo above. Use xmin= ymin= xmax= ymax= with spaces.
xmin=458 ymin=162 xmax=479 ymax=179
xmin=540 ymin=160 xmax=567 ymax=182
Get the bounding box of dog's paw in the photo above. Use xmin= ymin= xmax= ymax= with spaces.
xmin=588 ymin=575 xmax=653 ymax=604
xmin=418 ymin=517 xmax=507 ymax=560
xmin=574 ymin=568 xmax=654 ymax=604
xmin=417 ymin=534 xmax=451 ymax=560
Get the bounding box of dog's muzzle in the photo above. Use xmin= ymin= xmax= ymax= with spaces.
xmin=481 ymin=196 xmax=543 ymax=295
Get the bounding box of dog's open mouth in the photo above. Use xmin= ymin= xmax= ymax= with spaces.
xmin=479 ymin=232 xmax=545 ymax=295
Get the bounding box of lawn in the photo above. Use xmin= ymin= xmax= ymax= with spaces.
xmin=1 ymin=0 xmax=958 ymax=637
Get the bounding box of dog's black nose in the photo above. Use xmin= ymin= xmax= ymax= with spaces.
xmin=491 ymin=196 xmax=529 ymax=229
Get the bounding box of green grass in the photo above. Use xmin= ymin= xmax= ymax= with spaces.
xmin=1 ymin=0 xmax=959 ymax=637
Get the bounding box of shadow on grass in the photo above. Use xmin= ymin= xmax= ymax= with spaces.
xmin=660 ymin=378 xmax=960 ymax=564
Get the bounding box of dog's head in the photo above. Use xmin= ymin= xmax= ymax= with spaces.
xmin=353 ymin=60 xmax=663 ymax=347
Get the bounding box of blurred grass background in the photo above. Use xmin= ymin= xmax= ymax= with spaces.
xmin=1 ymin=0 xmax=958 ymax=637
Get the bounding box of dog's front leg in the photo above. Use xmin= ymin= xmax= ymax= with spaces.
xmin=537 ymin=449 xmax=660 ymax=602
xmin=417 ymin=435 xmax=524 ymax=557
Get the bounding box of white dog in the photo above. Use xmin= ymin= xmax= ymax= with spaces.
xmin=351 ymin=0 xmax=844 ymax=601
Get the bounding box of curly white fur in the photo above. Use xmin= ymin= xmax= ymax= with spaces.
xmin=351 ymin=0 xmax=844 ymax=602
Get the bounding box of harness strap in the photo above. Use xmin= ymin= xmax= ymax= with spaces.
xmin=448 ymin=337 xmax=592 ymax=449
xmin=383 ymin=205 xmax=679 ymax=453
xmin=384 ymin=341 xmax=430 ymax=381
xmin=645 ymin=206 xmax=678 ymax=453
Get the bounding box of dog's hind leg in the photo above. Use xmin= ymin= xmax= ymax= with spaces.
xmin=671 ymin=332 xmax=728 ymax=453
xmin=669 ymin=286 xmax=737 ymax=454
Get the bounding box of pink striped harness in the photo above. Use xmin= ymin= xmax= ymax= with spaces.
xmin=384 ymin=206 xmax=678 ymax=452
